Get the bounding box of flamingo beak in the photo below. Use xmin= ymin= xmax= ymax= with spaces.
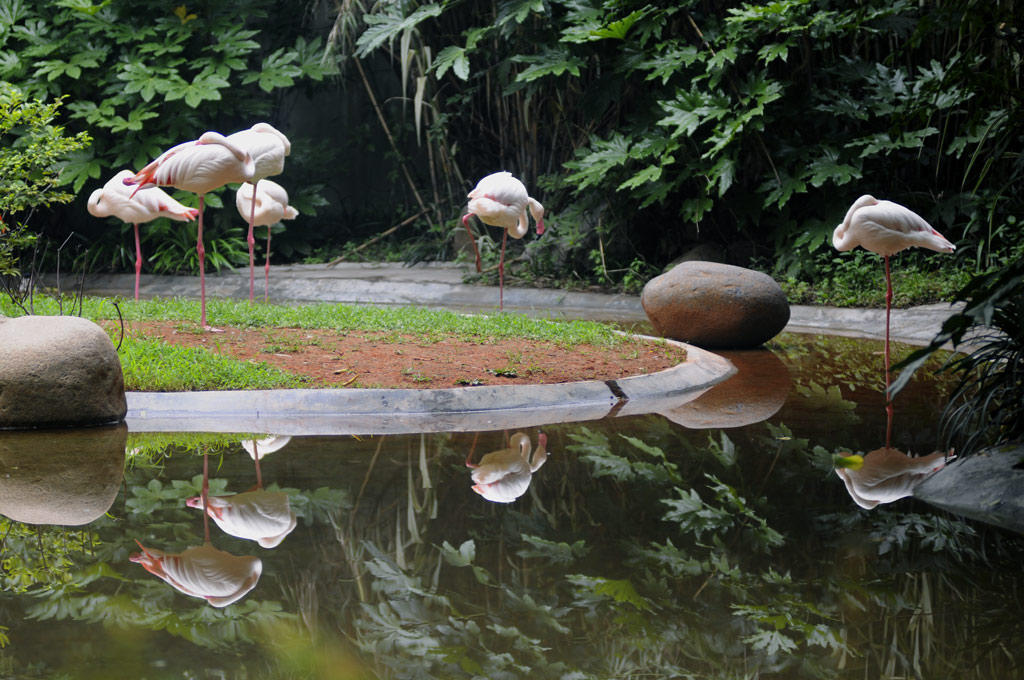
xmin=535 ymin=218 xmax=545 ymax=236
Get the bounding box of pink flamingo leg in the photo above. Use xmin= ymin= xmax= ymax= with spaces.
xmin=499 ymin=229 xmax=508 ymax=312
xmin=133 ymin=223 xmax=142 ymax=301
xmin=253 ymin=441 xmax=264 ymax=489
xmin=884 ymin=255 xmax=894 ymax=449
xmin=247 ymin=181 xmax=257 ymax=303
xmin=197 ymin=194 xmax=208 ymax=329
xmin=264 ymin=225 xmax=272 ymax=303
xmin=461 ymin=214 xmax=483 ymax=273
xmin=202 ymin=452 xmax=211 ymax=544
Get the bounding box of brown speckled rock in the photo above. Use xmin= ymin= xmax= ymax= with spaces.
xmin=641 ymin=261 xmax=790 ymax=349
xmin=0 ymin=315 xmax=126 ymax=429
xmin=0 ymin=424 xmax=127 ymax=525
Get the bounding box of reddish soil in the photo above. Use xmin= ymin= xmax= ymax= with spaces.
xmin=123 ymin=321 xmax=687 ymax=389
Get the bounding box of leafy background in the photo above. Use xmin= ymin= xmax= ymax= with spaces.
xmin=0 ymin=0 xmax=1021 ymax=293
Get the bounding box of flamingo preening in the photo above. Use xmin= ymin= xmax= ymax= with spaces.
xmin=235 ymin=179 xmax=298 ymax=302
xmin=123 ymin=131 xmax=255 ymax=329
xmin=462 ymin=172 xmax=546 ymax=311
xmin=227 ymin=123 xmax=291 ymax=302
xmin=832 ymin=195 xmax=955 ymax=447
xmin=88 ymin=170 xmax=199 ymax=300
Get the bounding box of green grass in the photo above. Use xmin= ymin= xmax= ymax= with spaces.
xmin=119 ymin=337 xmax=308 ymax=391
xmin=1 ymin=296 xmax=644 ymax=392
xmin=3 ymin=297 xmax=634 ymax=347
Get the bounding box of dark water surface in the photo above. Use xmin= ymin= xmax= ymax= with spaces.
xmin=2 ymin=333 xmax=1022 ymax=679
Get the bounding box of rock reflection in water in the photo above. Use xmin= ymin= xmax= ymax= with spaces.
xmin=465 ymin=431 xmax=548 ymax=503
xmin=131 ymin=453 xmax=263 ymax=606
xmin=0 ymin=424 xmax=126 ymax=525
xmin=834 ymin=446 xmax=952 ymax=509
xmin=657 ymin=349 xmax=791 ymax=429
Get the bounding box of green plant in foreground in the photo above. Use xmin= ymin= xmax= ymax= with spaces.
xmin=0 ymin=84 xmax=91 ymax=307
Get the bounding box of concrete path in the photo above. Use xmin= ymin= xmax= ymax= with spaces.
xmin=52 ymin=261 xmax=962 ymax=345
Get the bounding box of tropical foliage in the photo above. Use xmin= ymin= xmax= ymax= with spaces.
xmin=0 ymin=83 xmax=90 ymax=307
xmin=333 ymin=0 xmax=1021 ymax=291
xmin=0 ymin=0 xmax=331 ymax=274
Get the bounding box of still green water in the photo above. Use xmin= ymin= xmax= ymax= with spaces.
xmin=1 ymin=333 xmax=1021 ymax=679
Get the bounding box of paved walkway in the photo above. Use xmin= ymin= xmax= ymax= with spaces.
xmin=54 ymin=261 xmax=962 ymax=346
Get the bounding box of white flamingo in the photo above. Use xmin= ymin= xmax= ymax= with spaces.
xmin=465 ymin=432 xmax=548 ymax=503
xmin=463 ymin=172 xmax=546 ymax=311
xmin=87 ymin=170 xmax=199 ymax=300
xmin=227 ymin=123 xmax=291 ymax=302
xmin=123 ymin=131 xmax=255 ymax=329
xmin=235 ymin=180 xmax=298 ymax=302
xmin=833 ymin=195 xmax=955 ymax=446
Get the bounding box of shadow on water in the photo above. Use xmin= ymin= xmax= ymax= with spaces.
xmin=1 ymin=333 xmax=1023 ymax=678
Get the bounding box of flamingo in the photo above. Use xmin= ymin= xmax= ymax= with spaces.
xmin=129 ymin=453 xmax=261 ymax=606
xmin=186 ymin=434 xmax=297 ymax=548
xmin=465 ymin=432 xmax=548 ymax=503
xmin=235 ymin=180 xmax=298 ymax=302
xmin=87 ymin=170 xmax=199 ymax=300
xmin=462 ymin=172 xmax=546 ymax=311
xmin=833 ymin=447 xmax=952 ymax=509
xmin=129 ymin=541 xmax=263 ymax=606
xmin=226 ymin=123 xmax=291 ymax=302
xmin=123 ymin=131 xmax=255 ymax=329
xmin=241 ymin=435 xmax=292 ymax=460
xmin=832 ymin=195 xmax=955 ymax=447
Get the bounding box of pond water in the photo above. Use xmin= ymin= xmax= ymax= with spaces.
xmin=1 ymin=332 xmax=1022 ymax=679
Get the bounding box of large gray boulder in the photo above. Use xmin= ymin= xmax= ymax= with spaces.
xmin=0 ymin=315 xmax=127 ymax=429
xmin=641 ymin=261 xmax=790 ymax=349
xmin=0 ymin=424 xmax=127 ymax=525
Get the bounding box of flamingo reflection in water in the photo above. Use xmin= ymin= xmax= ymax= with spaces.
xmin=834 ymin=447 xmax=953 ymax=509
xmin=130 ymin=454 xmax=261 ymax=607
xmin=465 ymin=432 xmax=549 ymax=503
xmin=186 ymin=436 xmax=297 ymax=548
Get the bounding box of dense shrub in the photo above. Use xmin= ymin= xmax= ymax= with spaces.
xmin=0 ymin=0 xmax=331 ymax=273
xmin=340 ymin=0 xmax=1022 ymax=287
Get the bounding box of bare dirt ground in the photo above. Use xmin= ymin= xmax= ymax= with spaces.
xmin=125 ymin=321 xmax=687 ymax=389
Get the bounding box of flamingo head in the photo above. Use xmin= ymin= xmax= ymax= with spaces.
xmin=528 ymin=198 xmax=545 ymax=235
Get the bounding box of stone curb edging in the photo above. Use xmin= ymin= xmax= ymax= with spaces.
xmin=125 ymin=337 xmax=736 ymax=436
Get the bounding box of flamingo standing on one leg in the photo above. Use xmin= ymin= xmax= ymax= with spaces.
xmin=463 ymin=171 xmax=546 ymax=311
xmin=123 ymin=132 xmax=255 ymax=329
xmin=235 ymin=179 xmax=298 ymax=302
xmin=226 ymin=123 xmax=291 ymax=302
xmin=88 ymin=170 xmax=199 ymax=300
xmin=832 ymin=195 xmax=955 ymax=447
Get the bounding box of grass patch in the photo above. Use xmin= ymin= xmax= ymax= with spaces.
xmin=119 ymin=337 xmax=308 ymax=391
xmin=1 ymin=296 xmax=646 ymax=392
xmin=3 ymin=296 xmax=636 ymax=346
